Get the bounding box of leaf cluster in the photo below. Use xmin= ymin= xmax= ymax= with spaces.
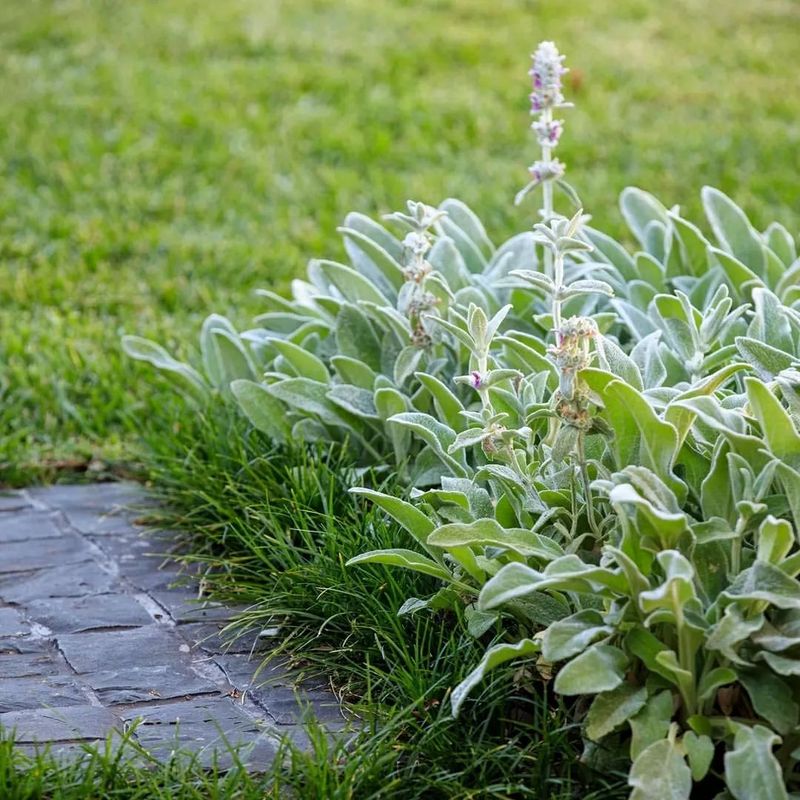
xmin=123 ymin=129 xmax=800 ymax=800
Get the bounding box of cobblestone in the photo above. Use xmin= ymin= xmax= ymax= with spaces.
xmin=0 ymin=483 xmax=345 ymax=767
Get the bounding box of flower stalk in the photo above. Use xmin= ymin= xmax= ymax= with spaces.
xmin=516 ymin=41 xmax=573 ymax=281
xmin=385 ymin=200 xmax=447 ymax=347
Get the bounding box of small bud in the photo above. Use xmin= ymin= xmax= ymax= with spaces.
xmin=384 ymin=201 xmax=447 ymax=232
xmin=471 ymin=370 xmax=483 ymax=389
xmin=480 ymin=422 xmax=507 ymax=457
xmin=532 ymin=118 xmax=563 ymax=147
xmin=528 ymin=158 xmax=566 ymax=184
xmin=402 ymin=230 xmax=431 ymax=258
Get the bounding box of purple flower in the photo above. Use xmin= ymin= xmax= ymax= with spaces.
xmin=470 ymin=371 xmax=483 ymax=389
xmin=532 ymin=118 xmax=563 ymax=147
xmin=528 ymin=41 xmax=567 ymax=113
xmin=528 ymin=158 xmax=566 ymax=184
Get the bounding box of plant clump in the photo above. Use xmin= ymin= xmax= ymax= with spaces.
xmin=124 ymin=41 xmax=800 ymax=800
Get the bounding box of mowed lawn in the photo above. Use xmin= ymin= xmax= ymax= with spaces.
xmin=1 ymin=0 xmax=798 ymax=482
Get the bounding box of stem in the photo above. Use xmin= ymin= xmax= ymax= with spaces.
xmin=673 ymin=585 xmax=698 ymax=718
xmin=568 ymin=468 xmax=579 ymax=540
xmin=576 ymin=431 xmax=601 ymax=539
xmin=540 ymin=107 xmax=554 ymax=282
xmin=730 ymin=517 xmax=746 ymax=577
xmin=541 ymin=108 xmax=554 ymax=221
xmin=552 ymin=252 xmax=564 ymax=333
xmin=476 ymin=351 xmax=494 ymax=416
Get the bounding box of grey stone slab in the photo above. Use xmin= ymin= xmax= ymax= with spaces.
xmin=29 ymin=483 xmax=146 ymax=512
xmin=0 ymin=561 xmax=118 ymax=603
xmin=0 ymin=637 xmax=55 ymax=656
xmin=17 ymin=742 xmax=105 ymax=763
xmin=121 ymin=697 xmax=278 ymax=768
xmin=0 ymin=482 xmax=346 ymax=762
xmin=213 ymin=653 xmax=293 ymax=691
xmin=0 ymin=492 xmax=31 ymax=513
xmin=277 ymin=720 xmax=353 ymax=753
xmin=0 ymin=675 xmax=90 ymax=712
xmin=91 ymin=533 xmax=186 ymax=591
xmin=15 ymin=727 xmax=132 ymax=762
xmin=133 ymin=728 xmax=278 ymax=770
xmin=179 ymin=622 xmax=265 ymax=656
xmin=25 ymin=594 xmax=152 ymax=634
xmin=57 ymin=626 xmax=192 ymax=674
xmin=89 ymin=532 xmax=160 ymax=561
xmin=0 ymin=533 xmax=94 ymax=574
xmin=0 ymin=607 xmax=30 ymax=637
xmin=251 ymin=686 xmax=344 ymax=726
xmin=0 ymin=512 xmax=63 ymax=543
xmin=119 ymin=696 xmax=260 ymax=728
xmin=62 ymin=509 xmax=140 ymax=536
xmin=149 ymin=588 xmax=243 ymax=624
xmin=0 ymin=650 xmax=66 ymax=678
xmin=84 ymin=665 xmax=219 ymax=705
xmin=211 ymin=655 xmax=343 ymax=726
xmin=0 ymin=705 xmax=120 ymax=743
xmin=125 ymin=564 xmax=185 ymax=594
xmin=136 ymin=730 xmax=278 ymax=770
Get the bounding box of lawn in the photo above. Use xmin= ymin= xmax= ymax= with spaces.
xmin=1 ymin=0 xmax=798 ymax=482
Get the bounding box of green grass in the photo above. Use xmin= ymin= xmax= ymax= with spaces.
xmin=2 ymin=0 xmax=797 ymax=792
xmin=3 ymin=404 xmax=628 ymax=798
xmin=129 ymin=403 xmax=629 ymax=798
xmin=2 ymin=711 xmax=624 ymax=800
xmin=1 ymin=0 xmax=798 ymax=480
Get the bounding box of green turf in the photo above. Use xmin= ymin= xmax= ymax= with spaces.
xmin=1 ymin=0 xmax=798 ymax=480
xmin=130 ymin=403 xmax=629 ymax=798
xmin=2 ymin=405 xmax=629 ymax=798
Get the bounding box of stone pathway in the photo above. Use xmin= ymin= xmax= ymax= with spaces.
xmin=0 ymin=482 xmax=345 ymax=766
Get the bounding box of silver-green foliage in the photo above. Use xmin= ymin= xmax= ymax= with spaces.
xmin=124 ymin=184 xmax=800 ymax=798
xmin=121 ymin=37 xmax=800 ymax=796
xmin=348 ymin=186 xmax=800 ymax=800
xmin=124 ymin=199 xmax=545 ymax=484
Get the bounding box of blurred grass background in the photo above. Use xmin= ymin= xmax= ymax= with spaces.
xmin=1 ymin=0 xmax=798 ymax=482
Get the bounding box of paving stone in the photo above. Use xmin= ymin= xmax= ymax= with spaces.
xmin=0 ymin=492 xmax=31 ymax=513
xmin=29 ymin=483 xmax=145 ymax=512
xmin=179 ymin=622 xmax=265 ymax=655
xmin=0 ymin=675 xmax=90 ymax=713
xmin=149 ymin=588 xmax=242 ymax=624
xmin=17 ymin=742 xmax=106 ymax=763
xmin=25 ymin=594 xmax=152 ymax=633
xmin=210 ymin=656 xmax=345 ymax=726
xmin=0 ymin=607 xmax=30 ymax=637
xmin=250 ymin=685 xmax=345 ymax=726
xmin=57 ymin=626 xmax=191 ymax=674
xmin=0 ymin=561 xmax=118 ymax=603
xmin=84 ymin=664 xmax=220 ymax=705
xmin=0 ymin=706 xmax=120 ymax=743
xmin=91 ymin=533 xmax=185 ymax=591
xmin=89 ymin=531 xmax=162 ymax=561
xmin=0 ymin=511 xmax=63 ymax=543
xmin=0 ymin=650 xmax=66 ymax=678
xmin=137 ymin=730 xmax=278 ymax=770
xmin=121 ymin=697 xmax=278 ymax=768
xmin=61 ymin=508 xmax=141 ymax=536
xmin=0 ymin=533 xmax=94 ymax=574
xmin=212 ymin=653 xmax=293 ymax=691
xmin=1 ymin=482 xmax=344 ymax=764
xmin=0 ymin=636 xmax=55 ymax=655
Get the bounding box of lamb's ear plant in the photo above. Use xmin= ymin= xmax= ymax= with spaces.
xmin=122 ymin=31 xmax=800 ymax=799
xmin=123 ymin=197 xmax=544 ymax=482
xmin=345 ymin=40 xmax=800 ymax=800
